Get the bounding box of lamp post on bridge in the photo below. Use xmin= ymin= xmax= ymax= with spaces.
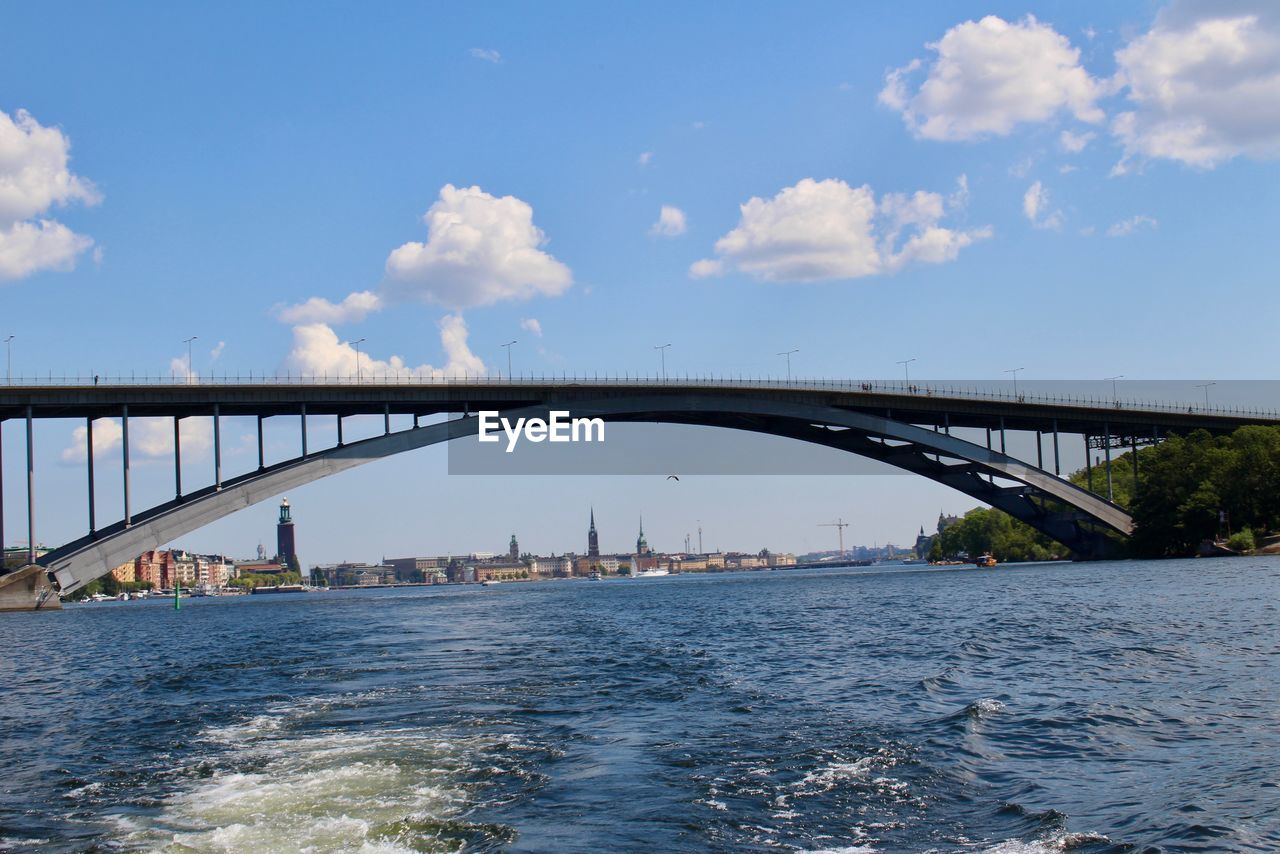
xmin=896 ymin=357 xmax=916 ymax=388
xmin=1004 ymin=366 xmax=1024 ymax=398
xmin=502 ymin=340 xmax=517 ymax=381
xmin=352 ymin=338 xmax=366 ymax=383
xmin=4 ymin=335 xmax=13 ymax=384
xmin=655 ymin=343 xmax=671 ymax=381
xmin=777 ymin=349 xmax=798 ymax=381
xmin=1106 ymin=374 xmax=1124 ymax=405
xmin=183 ymin=336 xmax=198 ymax=384
xmin=1195 ymin=381 xmax=1216 ymax=409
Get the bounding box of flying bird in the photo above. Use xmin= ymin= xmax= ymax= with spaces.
xmin=667 ymin=475 xmax=680 ymax=481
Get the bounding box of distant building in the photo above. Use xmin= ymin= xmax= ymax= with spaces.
xmin=110 ymin=560 xmax=137 ymax=583
xmin=276 ymin=498 xmax=300 ymax=572
xmin=636 ymin=515 xmax=651 ymax=555
xmin=588 ymin=509 xmax=600 ymax=558
xmin=509 ymin=534 xmax=520 ymax=561
xmin=472 ymin=560 xmax=528 ymax=582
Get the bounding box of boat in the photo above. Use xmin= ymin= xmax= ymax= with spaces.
xmin=588 ymin=570 xmax=602 ymax=581
xmin=974 ymin=554 xmax=998 ymax=568
xmin=481 ymin=580 xmax=501 ymax=587
xmin=633 ymin=568 xmax=670 ymax=578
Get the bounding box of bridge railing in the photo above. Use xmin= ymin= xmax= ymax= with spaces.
xmin=2 ymin=373 xmax=1277 ymax=420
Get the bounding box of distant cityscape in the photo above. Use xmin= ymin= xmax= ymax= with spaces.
xmin=3 ymin=499 xmax=933 ymax=594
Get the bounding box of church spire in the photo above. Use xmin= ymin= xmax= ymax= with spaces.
xmin=587 ymin=507 xmax=600 ymax=557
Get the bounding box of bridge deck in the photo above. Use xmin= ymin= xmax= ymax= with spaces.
xmin=2 ymin=379 xmax=1276 ymax=436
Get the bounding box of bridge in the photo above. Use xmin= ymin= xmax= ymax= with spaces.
xmin=2 ymin=375 xmax=1278 ymax=601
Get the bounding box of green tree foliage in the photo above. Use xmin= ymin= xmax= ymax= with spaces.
xmin=927 ymin=507 xmax=1063 ymax=562
xmin=1069 ymin=426 xmax=1280 ymax=557
xmin=231 ymin=571 xmax=302 ymax=589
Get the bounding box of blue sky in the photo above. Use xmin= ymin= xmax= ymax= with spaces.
xmin=3 ymin=2 xmax=1279 ymax=561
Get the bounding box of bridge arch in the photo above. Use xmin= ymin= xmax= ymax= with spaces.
xmin=42 ymin=395 xmax=1131 ymax=594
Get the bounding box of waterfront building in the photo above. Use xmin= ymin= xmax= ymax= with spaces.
xmin=109 ymin=560 xmax=136 ymax=583
xmin=472 ymin=560 xmax=529 ymax=582
xmin=135 ymin=550 xmax=175 ymax=588
xmin=588 ymin=509 xmax=599 ymax=558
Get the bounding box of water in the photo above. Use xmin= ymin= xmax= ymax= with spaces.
xmin=2 ymin=558 xmax=1278 ymax=852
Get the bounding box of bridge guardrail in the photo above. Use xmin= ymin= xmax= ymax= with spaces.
xmin=1 ymin=374 xmax=1276 ymax=420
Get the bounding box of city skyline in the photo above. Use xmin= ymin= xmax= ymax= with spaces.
xmin=4 ymin=2 xmax=1280 ymax=563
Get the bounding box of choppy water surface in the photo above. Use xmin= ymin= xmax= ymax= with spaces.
xmin=2 ymin=557 xmax=1278 ymax=852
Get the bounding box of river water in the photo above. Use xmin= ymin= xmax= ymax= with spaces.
xmin=1 ymin=557 xmax=1277 ymax=852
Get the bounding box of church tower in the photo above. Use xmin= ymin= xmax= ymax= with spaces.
xmin=588 ymin=508 xmax=600 ymax=558
xmin=276 ymin=498 xmax=300 ymax=572
xmin=509 ymin=533 xmax=520 ymax=561
xmin=636 ymin=514 xmax=650 ymax=556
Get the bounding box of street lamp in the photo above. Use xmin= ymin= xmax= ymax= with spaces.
xmin=777 ymin=349 xmax=799 ymax=381
xmin=655 ymin=343 xmax=671 ymax=380
xmin=1004 ymin=366 xmax=1024 ymax=397
xmin=502 ymin=340 xmax=517 ymax=380
xmin=3 ymin=335 xmax=13 ymax=384
xmin=183 ymin=336 xmax=198 ymax=384
xmin=352 ymin=338 xmax=366 ymax=382
xmin=1195 ymin=381 xmax=1216 ymax=409
xmin=1105 ymin=374 xmax=1124 ymax=403
xmin=896 ymin=357 xmax=916 ymax=387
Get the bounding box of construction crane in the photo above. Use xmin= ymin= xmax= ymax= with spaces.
xmin=819 ymin=518 xmax=850 ymax=558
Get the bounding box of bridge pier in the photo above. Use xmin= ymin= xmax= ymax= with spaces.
xmin=0 ymin=565 xmax=60 ymax=612
xmin=87 ymin=418 xmax=97 ymax=533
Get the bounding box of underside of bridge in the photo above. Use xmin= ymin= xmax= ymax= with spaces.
xmin=32 ymin=394 xmax=1133 ymax=596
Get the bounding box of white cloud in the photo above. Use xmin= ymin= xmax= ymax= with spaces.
xmin=0 ymin=219 xmax=95 ymax=280
xmin=210 ymin=340 xmax=226 ymax=361
xmin=62 ymin=416 xmax=211 ymax=463
xmin=1107 ymin=214 xmax=1158 ymax=237
xmin=285 ymin=315 xmax=485 ymax=378
xmin=469 ymin=48 xmax=501 ymax=63
xmin=1023 ymin=181 xmax=1064 ymax=229
xmin=690 ymin=177 xmax=988 ymax=282
xmin=637 ymin=151 xmax=654 ymax=166
xmin=649 ymin=205 xmax=687 ymax=237
xmin=0 ymin=108 xmax=100 ymax=282
xmin=880 ymin=15 xmax=1105 ymax=140
xmin=520 ymin=317 xmax=543 ymax=337
xmin=1113 ymin=6 xmax=1280 ymax=168
xmin=278 ymin=290 xmax=383 ymax=324
xmin=385 ymin=184 xmax=572 ymax=310
xmin=1060 ymin=129 xmax=1096 ymax=152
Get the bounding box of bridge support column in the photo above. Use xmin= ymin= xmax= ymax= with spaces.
xmin=337 ymin=414 xmax=344 ymax=447
xmin=1052 ymin=419 xmax=1060 ymax=476
xmin=1036 ymin=430 xmax=1043 ymax=469
xmin=999 ymin=416 xmax=1006 ymax=453
xmin=87 ymin=418 xmax=96 ymax=534
xmin=173 ymin=416 xmax=182 ymax=500
xmin=1086 ymin=434 xmax=1093 ymax=493
xmin=26 ymin=406 xmax=35 ymax=565
xmin=257 ymin=415 xmax=264 ymax=471
xmin=1104 ymin=422 xmax=1113 ymax=502
xmin=122 ymin=406 xmax=131 ymax=527
xmin=384 ymin=403 xmax=391 ymax=435
xmin=0 ymin=418 xmax=5 ymax=565
xmin=214 ymin=404 xmax=222 ymax=490
xmin=301 ymin=405 xmax=308 ymax=456
xmin=1131 ymin=435 xmax=1139 ymax=498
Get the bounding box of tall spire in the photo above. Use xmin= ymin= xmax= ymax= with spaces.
xmin=588 ymin=507 xmax=600 ymax=558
